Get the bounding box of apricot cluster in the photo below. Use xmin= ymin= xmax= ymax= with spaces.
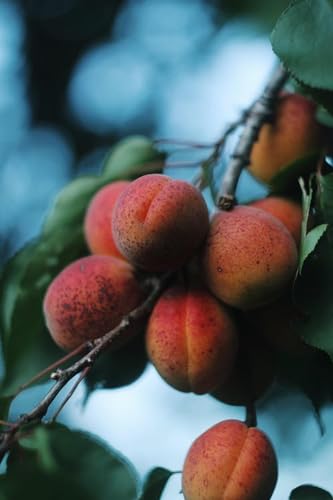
xmin=42 ymin=92 xmax=322 ymax=500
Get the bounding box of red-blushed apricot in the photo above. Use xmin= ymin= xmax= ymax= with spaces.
xmin=146 ymin=284 xmax=238 ymax=394
xmin=249 ymin=93 xmax=323 ymax=184
xmin=212 ymin=334 xmax=275 ymax=406
xmin=249 ymin=196 xmax=303 ymax=246
xmin=112 ymin=174 xmax=209 ymax=271
xmin=182 ymin=419 xmax=278 ymax=500
xmin=84 ymin=181 xmax=130 ymax=258
xmin=202 ymin=206 xmax=298 ymax=310
xmin=43 ymin=255 xmax=143 ymax=351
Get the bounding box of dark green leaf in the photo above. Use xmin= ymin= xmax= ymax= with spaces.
xmin=85 ymin=333 xmax=148 ymax=397
xmin=0 ymin=136 xmax=163 ymax=398
xmin=139 ymin=467 xmax=174 ymax=500
xmin=271 ymin=0 xmax=333 ymax=90
xmin=316 ymin=106 xmax=333 ymax=127
xmin=293 ymin=233 xmax=333 ymax=361
xmin=290 ymin=484 xmax=333 ymax=499
xmin=299 ymin=224 xmax=327 ymax=273
xmin=319 ymin=173 xmax=333 ymax=225
xmin=269 ymin=154 xmax=319 ymax=196
xmin=298 ymin=177 xmax=327 ymax=273
xmin=1 ymin=423 xmax=138 ymax=500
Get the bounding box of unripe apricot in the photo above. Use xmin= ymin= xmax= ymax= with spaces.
xmin=212 ymin=334 xmax=275 ymax=406
xmin=202 ymin=206 xmax=298 ymax=310
xmin=112 ymin=174 xmax=209 ymax=271
xmin=146 ymin=284 xmax=238 ymax=394
xmin=249 ymin=93 xmax=322 ymax=184
xmin=84 ymin=181 xmax=130 ymax=258
xmin=249 ymin=196 xmax=303 ymax=246
xmin=182 ymin=420 xmax=278 ymax=500
xmin=43 ymin=255 xmax=143 ymax=351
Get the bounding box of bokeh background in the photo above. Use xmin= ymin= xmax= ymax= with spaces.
xmin=1 ymin=0 xmax=333 ymax=497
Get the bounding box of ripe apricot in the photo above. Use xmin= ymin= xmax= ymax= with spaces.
xmin=249 ymin=196 xmax=303 ymax=246
xmin=43 ymin=255 xmax=143 ymax=351
xmin=212 ymin=334 xmax=275 ymax=406
xmin=249 ymin=93 xmax=322 ymax=184
xmin=146 ymin=284 xmax=238 ymax=394
xmin=84 ymin=181 xmax=130 ymax=258
xmin=112 ymin=174 xmax=209 ymax=271
xmin=182 ymin=419 xmax=278 ymax=500
xmin=202 ymin=206 xmax=298 ymax=310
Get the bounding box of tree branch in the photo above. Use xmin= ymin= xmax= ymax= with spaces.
xmin=0 ymin=272 xmax=172 ymax=462
xmin=217 ymin=64 xmax=289 ymax=209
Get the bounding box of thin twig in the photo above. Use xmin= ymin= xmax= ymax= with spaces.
xmin=51 ymin=366 xmax=91 ymax=422
xmin=0 ymin=272 xmax=172 ymax=462
xmin=16 ymin=343 xmax=88 ymax=395
xmin=154 ymin=138 xmax=215 ymax=149
xmin=217 ymin=65 xmax=289 ymax=209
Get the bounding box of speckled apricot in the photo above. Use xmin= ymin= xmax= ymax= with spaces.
xmin=43 ymin=255 xmax=143 ymax=351
xmin=84 ymin=181 xmax=130 ymax=258
xmin=249 ymin=197 xmax=303 ymax=246
xmin=146 ymin=284 xmax=238 ymax=394
xmin=182 ymin=420 xmax=278 ymax=500
xmin=112 ymin=174 xmax=209 ymax=271
xmin=249 ymin=93 xmax=322 ymax=184
xmin=202 ymin=206 xmax=298 ymax=310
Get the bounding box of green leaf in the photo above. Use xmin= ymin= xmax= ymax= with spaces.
xmin=0 ymin=136 xmax=163 ymax=398
xmin=290 ymin=484 xmax=333 ymax=499
xmin=269 ymin=154 xmax=319 ymax=196
xmin=103 ymin=136 xmax=165 ymax=178
xmin=319 ymin=173 xmax=333 ymax=225
xmin=271 ymin=0 xmax=333 ymax=91
xmin=139 ymin=467 xmax=174 ymax=500
xmin=1 ymin=423 xmax=138 ymax=500
xmin=85 ymin=333 xmax=148 ymax=397
xmin=299 ymin=224 xmax=327 ymax=273
xmin=316 ymin=106 xmax=333 ymax=127
xmin=297 ymin=178 xmax=327 ymax=274
xmin=293 ymin=233 xmax=333 ymax=360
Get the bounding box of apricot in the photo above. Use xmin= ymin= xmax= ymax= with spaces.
xmin=112 ymin=174 xmax=209 ymax=271
xmin=249 ymin=93 xmax=322 ymax=184
xmin=146 ymin=284 xmax=238 ymax=394
xmin=249 ymin=196 xmax=303 ymax=246
xmin=212 ymin=334 xmax=275 ymax=406
xmin=202 ymin=206 xmax=298 ymax=310
xmin=84 ymin=181 xmax=130 ymax=258
xmin=182 ymin=419 xmax=278 ymax=500
xmin=43 ymin=255 xmax=143 ymax=351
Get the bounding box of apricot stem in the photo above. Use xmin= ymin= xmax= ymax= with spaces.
xmin=217 ymin=64 xmax=289 ymax=210
xmin=0 ymin=272 xmax=173 ymax=462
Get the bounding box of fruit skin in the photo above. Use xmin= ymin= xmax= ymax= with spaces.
xmin=202 ymin=206 xmax=298 ymax=310
xmin=146 ymin=284 xmax=238 ymax=394
xmin=212 ymin=333 xmax=274 ymax=406
xmin=112 ymin=174 xmax=209 ymax=272
xmin=84 ymin=181 xmax=130 ymax=258
xmin=249 ymin=196 xmax=303 ymax=246
xmin=182 ymin=419 xmax=278 ymax=500
xmin=249 ymin=93 xmax=322 ymax=184
xmin=43 ymin=255 xmax=143 ymax=351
